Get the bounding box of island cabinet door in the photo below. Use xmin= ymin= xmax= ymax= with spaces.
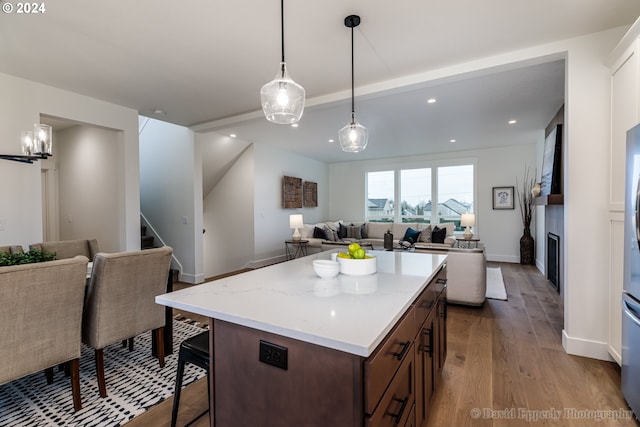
xmin=414 ymin=311 xmax=435 ymax=427
xmin=212 ymin=319 xmax=364 ymax=427
xmin=365 ymin=346 xmax=415 ymax=427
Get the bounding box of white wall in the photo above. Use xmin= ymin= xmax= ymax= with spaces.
xmin=562 ymin=29 xmax=623 ymax=360
xmin=252 ymin=143 xmax=330 ymax=265
xmin=329 ymin=144 xmax=537 ymax=262
xmin=0 ymin=72 xmax=139 ymax=251
xmin=139 ymin=117 xmax=202 ymax=283
xmin=57 ymin=125 xmax=120 ymax=252
xmin=202 ymin=145 xmax=255 ymax=278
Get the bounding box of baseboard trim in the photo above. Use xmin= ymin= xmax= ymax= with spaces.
xmin=179 ymin=272 xmax=205 ymax=284
xmin=244 ymin=255 xmax=286 ymax=269
xmin=562 ymin=330 xmax=614 ymax=362
xmin=485 ymin=254 xmax=519 ymax=263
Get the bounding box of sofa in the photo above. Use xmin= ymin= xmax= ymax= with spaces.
xmin=300 ymin=220 xmax=456 ymax=253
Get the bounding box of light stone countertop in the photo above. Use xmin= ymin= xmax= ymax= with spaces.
xmin=156 ymin=250 xmax=446 ymax=357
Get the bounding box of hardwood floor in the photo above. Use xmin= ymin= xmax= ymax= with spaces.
xmin=426 ymin=262 xmax=638 ymax=427
xmin=126 ymin=262 xmax=638 ymax=427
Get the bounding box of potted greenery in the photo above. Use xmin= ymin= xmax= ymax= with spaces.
xmin=0 ymin=249 xmax=56 ymax=266
xmin=516 ymin=167 xmax=535 ymax=265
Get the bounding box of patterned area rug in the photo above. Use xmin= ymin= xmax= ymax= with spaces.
xmin=0 ymin=320 xmax=206 ymax=427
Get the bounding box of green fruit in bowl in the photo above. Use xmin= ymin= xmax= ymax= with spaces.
xmin=348 ymin=243 xmax=361 ymax=255
xmin=337 ymin=252 xmax=353 ymax=259
xmin=353 ymin=248 xmax=366 ymax=259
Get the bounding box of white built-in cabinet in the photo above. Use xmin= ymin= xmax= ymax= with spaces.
xmin=608 ymin=23 xmax=640 ymax=365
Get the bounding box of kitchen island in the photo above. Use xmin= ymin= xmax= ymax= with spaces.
xmin=156 ymin=250 xmax=448 ymax=427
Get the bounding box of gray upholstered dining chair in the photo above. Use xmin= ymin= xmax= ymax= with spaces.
xmin=29 ymin=239 xmax=99 ymax=260
xmin=0 ymin=256 xmax=89 ymax=411
xmin=0 ymin=245 xmax=24 ymax=254
xmin=82 ymin=246 xmax=173 ymax=398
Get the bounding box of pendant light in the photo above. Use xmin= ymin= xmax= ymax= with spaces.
xmin=338 ymin=15 xmax=368 ymax=153
xmin=260 ymin=0 xmax=305 ymax=124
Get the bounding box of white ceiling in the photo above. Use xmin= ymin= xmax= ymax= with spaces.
xmin=1 ymin=1 xmax=639 ymax=163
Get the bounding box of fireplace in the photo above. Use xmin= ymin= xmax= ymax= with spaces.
xmin=547 ymin=233 xmax=560 ymax=293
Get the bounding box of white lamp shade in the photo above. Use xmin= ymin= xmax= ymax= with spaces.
xmin=460 ymin=213 xmax=475 ymax=227
xmin=338 ymin=121 xmax=368 ymax=153
xmin=261 ymin=62 xmax=305 ymax=125
xmin=289 ymin=214 xmax=304 ymax=229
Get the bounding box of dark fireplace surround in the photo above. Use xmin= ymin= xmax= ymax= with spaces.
xmin=547 ymin=233 xmax=560 ymax=293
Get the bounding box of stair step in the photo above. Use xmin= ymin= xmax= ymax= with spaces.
xmin=141 ymin=235 xmax=154 ymax=249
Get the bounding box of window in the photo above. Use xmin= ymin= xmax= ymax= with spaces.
xmin=400 ymin=168 xmax=431 ymax=223
xmin=366 ymin=171 xmax=394 ymax=222
xmin=437 ymin=165 xmax=474 ymax=230
xmin=366 ymin=163 xmax=474 ymax=232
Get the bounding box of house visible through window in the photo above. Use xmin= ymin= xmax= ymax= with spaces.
xmin=366 ymin=163 xmax=474 ymax=232
xmin=366 ymin=170 xmax=394 ymax=222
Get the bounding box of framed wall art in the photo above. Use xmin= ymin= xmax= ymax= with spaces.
xmin=493 ymin=186 xmax=514 ymax=210
xmin=303 ymin=181 xmax=317 ymax=207
xmin=282 ymin=176 xmax=302 ymax=209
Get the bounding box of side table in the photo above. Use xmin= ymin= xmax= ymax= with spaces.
xmin=285 ymin=240 xmax=309 ymax=260
xmin=456 ymin=237 xmax=480 ymax=249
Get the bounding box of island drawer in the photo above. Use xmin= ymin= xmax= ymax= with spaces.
xmin=365 ymin=345 xmax=415 ymax=427
xmin=364 ymin=307 xmax=415 ymax=415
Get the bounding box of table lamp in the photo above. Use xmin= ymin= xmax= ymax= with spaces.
xmin=289 ymin=214 xmax=304 ymax=241
xmin=461 ymin=213 xmax=475 ymax=240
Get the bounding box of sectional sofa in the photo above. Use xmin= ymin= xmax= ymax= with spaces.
xmin=300 ymin=220 xmax=456 ymax=253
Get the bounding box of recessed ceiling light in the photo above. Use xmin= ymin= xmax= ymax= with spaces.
xmin=229 ymin=134 xmax=237 ymax=138
xmin=508 ymin=119 xmax=517 ymax=124
xmin=427 ymin=98 xmax=437 ymax=104
xmin=291 ymin=123 xmax=299 ymax=128
xmin=449 ymin=139 xmax=456 ymax=143
xmin=328 ymin=139 xmax=335 ymax=143
xmin=153 ymin=109 xmax=166 ymax=116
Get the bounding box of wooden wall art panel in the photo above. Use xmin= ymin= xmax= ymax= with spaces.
xmin=282 ymin=176 xmax=302 ymax=209
xmin=303 ymin=181 xmax=318 ymax=207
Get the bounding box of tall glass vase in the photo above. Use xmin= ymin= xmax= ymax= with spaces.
xmin=520 ymin=226 xmax=535 ymax=265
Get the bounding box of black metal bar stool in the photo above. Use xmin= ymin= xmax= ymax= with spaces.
xmin=171 ymin=330 xmax=210 ymax=427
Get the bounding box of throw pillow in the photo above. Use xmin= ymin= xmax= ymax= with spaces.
xmin=323 ymin=225 xmax=337 ymax=241
xmin=313 ymin=226 xmax=328 ymax=240
xmin=346 ymin=225 xmax=362 ymax=240
xmin=360 ymin=222 xmax=368 ymax=238
xmin=418 ymin=224 xmax=432 ymax=243
xmin=432 ymin=226 xmax=446 ymax=244
xmin=402 ymin=227 xmax=421 ymax=244
xmin=338 ymin=223 xmax=348 ymax=239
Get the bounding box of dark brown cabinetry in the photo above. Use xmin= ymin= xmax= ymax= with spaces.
xmin=210 ymin=265 xmax=447 ymax=427
xmin=413 ymin=266 xmax=447 ymax=427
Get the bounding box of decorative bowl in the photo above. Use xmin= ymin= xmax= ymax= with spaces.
xmin=337 ymin=256 xmax=377 ymax=276
xmin=313 ymin=260 xmax=340 ymax=279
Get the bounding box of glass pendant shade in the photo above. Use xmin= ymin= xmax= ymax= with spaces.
xmin=33 ymin=123 xmax=52 ymax=155
xmin=21 ymin=131 xmax=34 ymax=155
xmin=261 ymin=62 xmax=305 ymax=124
xmin=338 ymin=118 xmax=368 ymax=153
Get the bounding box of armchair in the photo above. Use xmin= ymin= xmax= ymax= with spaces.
xmin=82 ymin=246 xmax=173 ymax=398
xmin=0 ymin=256 xmax=89 ymax=411
xmin=445 ymin=248 xmax=487 ymax=306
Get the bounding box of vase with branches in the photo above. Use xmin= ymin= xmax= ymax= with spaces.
xmin=516 ymin=167 xmax=535 ymax=265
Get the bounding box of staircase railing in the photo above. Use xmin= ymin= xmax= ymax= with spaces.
xmin=140 ymin=212 xmax=183 ymax=278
